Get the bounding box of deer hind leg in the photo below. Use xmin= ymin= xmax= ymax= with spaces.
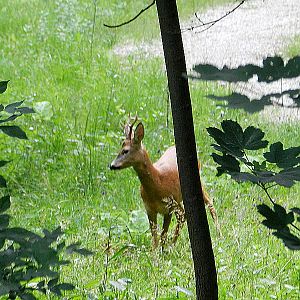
xmin=172 ymin=210 xmax=185 ymax=244
xmin=162 ymin=196 xmax=186 ymax=244
xmin=202 ymin=187 xmax=222 ymax=236
xmin=147 ymin=213 xmax=159 ymax=249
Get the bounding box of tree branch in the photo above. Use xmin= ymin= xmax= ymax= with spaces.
xmin=103 ymin=0 xmax=155 ymax=28
xmin=181 ymin=0 xmax=245 ymax=33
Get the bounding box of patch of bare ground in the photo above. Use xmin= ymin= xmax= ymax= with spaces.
xmin=113 ymin=0 xmax=300 ymax=123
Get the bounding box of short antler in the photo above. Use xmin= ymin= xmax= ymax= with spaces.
xmin=124 ymin=113 xmax=138 ymax=140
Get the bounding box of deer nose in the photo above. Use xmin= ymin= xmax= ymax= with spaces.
xmin=110 ymin=164 xmax=120 ymax=170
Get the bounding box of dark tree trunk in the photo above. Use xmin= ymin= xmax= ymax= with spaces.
xmin=155 ymin=1 xmax=218 ymax=299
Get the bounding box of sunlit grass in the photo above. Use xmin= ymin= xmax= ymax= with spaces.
xmin=1 ymin=0 xmax=299 ymax=299
xmin=286 ymin=35 xmax=300 ymax=57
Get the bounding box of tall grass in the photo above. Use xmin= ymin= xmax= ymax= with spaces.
xmin=1 ymin=0 xmax=299 ymax=299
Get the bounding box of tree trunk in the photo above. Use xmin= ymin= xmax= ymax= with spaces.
xmin=155 ymin=1 xmax=218 ymax=299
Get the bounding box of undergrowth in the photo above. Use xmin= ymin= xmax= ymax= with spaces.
xmin=1 ymin=0 xmax=299 ymax=299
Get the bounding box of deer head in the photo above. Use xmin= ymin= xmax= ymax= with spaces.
xmin=110 ymin=115 xmax=145 ymax=170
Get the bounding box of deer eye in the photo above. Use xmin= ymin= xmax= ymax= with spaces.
xmin=122 ymin=149 xmax=129 ymax=155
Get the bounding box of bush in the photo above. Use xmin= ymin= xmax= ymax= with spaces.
xmin=0 ymin=80 xmax=92 ymax=299
xmin=207 ymin=120 xmax=300 ymax=250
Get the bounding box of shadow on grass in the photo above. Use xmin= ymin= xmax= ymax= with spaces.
xmin=191 ymin=56 xmax=300 ymax=113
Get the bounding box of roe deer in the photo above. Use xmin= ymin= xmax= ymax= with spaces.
xmin=110 ymin=116 xmax=220 ymax=248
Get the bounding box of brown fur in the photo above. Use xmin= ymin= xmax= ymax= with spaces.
xmin=110 ymin=122 xmax=219 ymax=248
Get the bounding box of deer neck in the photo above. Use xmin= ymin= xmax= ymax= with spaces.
xmin=133 ymin=149 xmax=160 ymax=192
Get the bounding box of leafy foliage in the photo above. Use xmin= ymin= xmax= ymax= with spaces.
xmin=264 ymin=142 xmax=300 ymax=168
xmin=0 ymin=81 xmax=10 ymax=94
xmin=207 ymin=120 xmax=300 ymax=188
xmin=0 ymin=82 xmax=35 ymax=139
xmin=0 ymin=81 xmax=92 ymax=299
xmin=257 ymin=204 xmax=300 ymax=250
xmin=0 ymin=196 xmax=93 ymax=299
xmin=207 ymin=120 xmax=300 ymax=250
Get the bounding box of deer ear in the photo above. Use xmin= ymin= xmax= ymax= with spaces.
xmin=133 ymin=123 xmax=144 ymax=144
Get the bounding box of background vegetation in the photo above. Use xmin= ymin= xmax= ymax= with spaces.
xmin=1 ymin=0 xmax=299 ymax=299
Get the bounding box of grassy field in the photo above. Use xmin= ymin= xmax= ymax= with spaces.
xmin=287 ymin=35 xmax=300 ymax=57
xmin=1 ymin=0 xmax=299 ymax=299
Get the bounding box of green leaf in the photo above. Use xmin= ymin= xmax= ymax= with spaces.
xmin=0 ymin=114 xmax=20 ymax=124
xmin=5 ymin=101 xmax=24 ymax=114
xmin=36 ymin=280 xmax=46 ymax=291
xmin=291 ymin=207 xmax=300 ymax=216
xmin=257 ymin=204 xmax=294 ymax=230
xmin=243 ymin=126 xmax=268 ymax=150
xmin=19 ymin=293 xmax=36 ymax=300
xmin=230 ymin=172 xmax=260 ymax=183
xmin=48 ymin=278 xmax=59 ymax=288
xmin=291 ymin=207 xmax=300 ymax=222
xmin=17 ymin=107 xmax=35 ymax=114
xmin=57 ymin=241 xmax=66 ymax=252
xmin=0 ymin=214 xmax=10 ymax=229
xmin=211 ymin=153 xmax=240 ymax=176
xmin=221 ymin=120 xmax=244 ymax=148
xmin=0 ymin=175 xmax=7 ymax=188
xmin=0 ymin=80 xmax=9 ymax=94
xmin=207 ymin=127 xmax=227 ymax=146
xmin=49 ymin=286 xmax=62 ymax=296
xmin=273 ymin=166 xmax=300 ymax=187
xmin=0 ymin=281 xmax=19 ymax=296
xmin=207 ymin=124 xmax=243 ymax=157
xmin=0 ymin=227 xmax=40 ymax=244
xmin=264 ymin=142 xmax=300 ymax=168
xmin=0 ymin=160 xmax=10 ymax=168
xmin=0 ymin=195 xmax=10 ymax=213
xmin=207 ymin=120 xmax=269 ymax=158
xmin=66 ymin=242 xmax=93 ymax=256
xmin=49 ymin=282 xmax=74 ymax=296
xmin=54 ymin=283 xmax=75 ymax=291
xmin=273 ymin=228 xmax=300 ymax=250
xmin=0 ymin=104 xmax=4 ymax=111
xmin=85 ymin=279 xmax=101 ymax=289
xmin=43 ymin=227 xmax=63 ymax=243
xmin=109 ymin=244 xmax=135 ymax=262
xmin=252 ymin=160 xmax=267 ymax=172
xmin=0 ymin=125 xmax=28 ymax=139
xmin=226 ymin=164 xmax=299 ymax=187
xmin=23 ymin=268 xmax=58 ymax=281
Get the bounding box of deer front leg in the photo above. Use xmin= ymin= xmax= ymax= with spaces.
xmin=161 ymin=214 xmax=172 ymax=247
xmin=147 ymin=213 xmax=159 ymax=249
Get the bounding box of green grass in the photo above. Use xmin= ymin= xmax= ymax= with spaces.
xmin=1 ymin=0 xmax=300 ymax=299
xmin=286 ymin=35 xmax=300 ymax=57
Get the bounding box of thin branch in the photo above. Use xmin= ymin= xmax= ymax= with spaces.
xmin=103 ymin=0 xmax=155 ymax=28
xmin=291 ymin=223 xmax=300 ymax=232
xmin=264 ymin=183 xmax=278 ymax=190
xmin=259 ymin=182 xmax=276 ymax=205
xmin=181 ymin=0 xmax=245 ymax=33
